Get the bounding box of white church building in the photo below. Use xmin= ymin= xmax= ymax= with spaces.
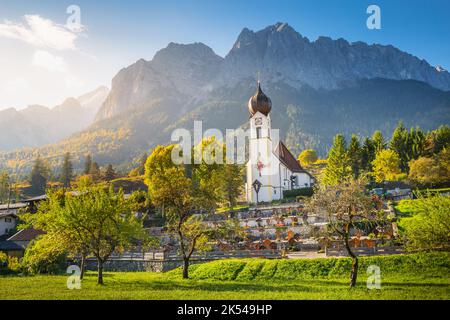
xmin=246 ymin=82 xmax=314 ymax=203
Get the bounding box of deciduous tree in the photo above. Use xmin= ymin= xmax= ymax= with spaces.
xmin=221 ymin=164 xmax=244 ymax=209
xmin=26 ymin=187 xmax=148 ymax=284
xmin=400 ymin=193 xmax=450 ymax=251
xmin=298 ymin=149 xmax=319 ymax=167
xmin=408 ymin=148 xmax=450 ymax=187
xmin=371 ymin=149 xmax=402 ymax=182
xmin=309 ymin=177 xmax=377 ymax=288
xmin=145 ymin=139 xmax=242 ymax=278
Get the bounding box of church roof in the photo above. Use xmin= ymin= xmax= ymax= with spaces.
xmin=248 ymin=82 xmax=272 ymax=116
xmin=274 ymin=141 xmax=310 ymax=174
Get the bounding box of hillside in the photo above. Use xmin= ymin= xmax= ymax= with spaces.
xmin=0 ymin=86 xmax=109 ymax=151
xmin=1 ymin=22 xmax=449 ymax=173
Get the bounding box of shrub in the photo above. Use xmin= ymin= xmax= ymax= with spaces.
xmin=399 ymin=195 xmax=450 ymax=251
xmin=22 ymin=236 xmax=67 ymax=275
xmin=0 ymin=252 xmax=7 ymax=270
xmin=283 ymin=187 xmax=313 ymax=199
xmin=0 ymin=253 xmax=22 ymax=274
xmin=174 ymin=252 xmax=450 ymax=281
xmin=7 ymin=256 xmax=22 ymax=273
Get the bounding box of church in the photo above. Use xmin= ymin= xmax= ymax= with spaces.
xmin=246 ymin=82 xmax=314 ymax=203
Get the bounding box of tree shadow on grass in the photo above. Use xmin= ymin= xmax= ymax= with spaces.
xmin=381 ymin=282 xmax=450 ymax=288
xmin=109 ymin=277 xmax=348 ymax=294
xmin=82 ymin=272 xmax=450 ymax=293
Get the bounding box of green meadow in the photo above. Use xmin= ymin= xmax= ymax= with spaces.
xmin=1 ymin=252 xmax=449 ymax=300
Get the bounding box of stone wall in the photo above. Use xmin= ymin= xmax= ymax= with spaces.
xmin=85 ymin=259 xmax=172 ymax=272
xmin=84 ymin=250 xmax=282 ymax=272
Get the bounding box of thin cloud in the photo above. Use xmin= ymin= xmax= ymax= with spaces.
xmin=0 ymin=14 xmax=79 ymax=50
xmin=32 ymin=50 xmax=68 ymax=72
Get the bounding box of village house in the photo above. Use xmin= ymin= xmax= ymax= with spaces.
xmin=0 ymin=203 xmax=26 ymax=237
xmin=0 ymin=195 xmax=47 ymax=257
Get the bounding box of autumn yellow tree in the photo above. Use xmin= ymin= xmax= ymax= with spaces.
xmin=372 ymin=149 xmax=402 ymax=182
xmin=145 ymin=139 xmax=242 ymax=279
xmin=409 ymin=148 xmax=450 ymax=187
xmin=298 ymin=149 xmax=318 ymax=167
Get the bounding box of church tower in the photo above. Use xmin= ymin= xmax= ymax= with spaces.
xmin=246 ymin=82 xmax=279 ymax=203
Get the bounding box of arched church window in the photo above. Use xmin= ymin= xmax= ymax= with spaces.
xmin=256 ymin=127 xmax=262 ymax=139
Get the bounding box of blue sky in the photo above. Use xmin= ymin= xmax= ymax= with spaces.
xmin=0 ymin=0 xmax=449 ymax=109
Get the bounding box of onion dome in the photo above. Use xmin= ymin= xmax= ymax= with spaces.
xmin=248 ymin=82 xmax=272 ymax=116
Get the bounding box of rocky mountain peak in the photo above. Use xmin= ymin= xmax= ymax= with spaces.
xmin=151 ymin=42 xmax=223 ymax=75
xmin=96 ymin=22 xmax=450 ymax=122
xmin=77 ymin=86 xmax=109 ymax=111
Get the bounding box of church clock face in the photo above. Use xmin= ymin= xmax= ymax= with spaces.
xmin=255 ymin=117 xmax=262 ymax=125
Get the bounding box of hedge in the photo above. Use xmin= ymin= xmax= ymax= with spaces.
xmin=167 ymin=252 xmax=450 ymax=281
xmin=283 ymin=187 xmax=314 ymax=198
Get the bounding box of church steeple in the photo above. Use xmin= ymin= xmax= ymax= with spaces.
xmin=248 ymin=82 xmax=272 ymax=116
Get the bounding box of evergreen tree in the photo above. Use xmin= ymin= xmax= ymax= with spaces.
xmin=0 ymin=172 xmax=10 ymax=204
xmin=348 ymin=134 xmax=362 ymax=178
xmin=423 ymin=126 xmax=450 ymax=157
xmin=321 ymin=134 xmax=351 ymax=186
xmin=372 ymin=130 xmax=387 ymax=153
xmin=432 ymin=125 xmax=450 ymax=154
xmin=90 ymin=162 xmax=101 ymax=179
xmin=408 ymin=127 xmax=426 ymax=161
xmin=60 ymin=152 xmax=73 ymax=188
xmin=104 ymin=164 xmax=116 ymax=181
xmin=361 ymin=137 xmax=375 ymax=172
xmin=84 ymin=154 xmax=92 ymax=175
xmin=390 ymin=122 xmax=409 ymax=172
xmin=30 ymin=156 xmax=47 ymax=195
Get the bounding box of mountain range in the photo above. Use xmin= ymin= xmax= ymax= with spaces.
xmin=1 ymin=22 xmax=449 ymax=173
xmin=0 ymin=86 xmax=109 ymax=150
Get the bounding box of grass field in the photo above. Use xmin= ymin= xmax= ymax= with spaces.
xmin=1 ymin=253 xmax=449 ymax=300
